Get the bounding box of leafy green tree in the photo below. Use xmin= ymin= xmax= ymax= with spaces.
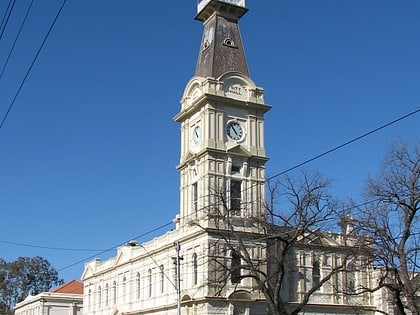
xmin=0 ymin=256 xmax=63 ymax=314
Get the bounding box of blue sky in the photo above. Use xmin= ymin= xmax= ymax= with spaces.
xmin=0 ymin=0 xmax=418 ymax=282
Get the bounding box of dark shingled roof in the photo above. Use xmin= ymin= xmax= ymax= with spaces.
xmin=195 ymin=0 xmax=249 ymax=79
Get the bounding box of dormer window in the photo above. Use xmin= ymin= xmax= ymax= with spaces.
xmin=223 ymin=38 xmax=237 ymax=48
xmin=203 ymin=39 xmax=210 ymax=51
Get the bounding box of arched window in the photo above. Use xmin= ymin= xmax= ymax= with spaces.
xmin=148 ymin=269 xmax=152 ymax=297
xmin=88 ymin=289 xmax=92 ymax=312
xmin=312 ymin=259 xmax=320 ymax=287
xmin=231 ymin=250 xmax=241 ymax=284
xmin=112 ymin=281 xmax=117 ymax=305
xmin=192 ymin=253 xmax=198 ymax=285
xmin=223 ymin=38 xmax=235 ymax=47
xmin=136 ymin=273 xmax=141 ymax=299
xmin=346 ymin=262 xmax=355 ymax=293
xmin=122 ymin=276 xmax=127 ymax=302
xmin=98 ymin=286 xmax=102 ymax=309
xmin=105 ymin=284 xmax=109 ymax=307
xmin=160 ymin=265 xmax=165 ymax=293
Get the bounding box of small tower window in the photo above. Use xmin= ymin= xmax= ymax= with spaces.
xmin=223 ymin=38 xmax=236 ymax=48
xmin=192 ymin=182 xmax=198 ymax=215
xmin=203 ymin=39 xmax=210 ymax=50
xmin=230 ymin=180 xmax=241 ymax=216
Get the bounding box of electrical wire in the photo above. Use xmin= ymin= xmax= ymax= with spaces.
xmin=0 ymin=0 xmax=67 ymax=130
xmin=267 ymin=107 xmax=420 ymax=182
xmin=0 ymin=0 xmax=34 ymax=80
xmin=0 ymin=239 xmax=105 ymax=252
xmin=2 ymin=107 xmax=418 ymax=273
xmin=0 ymin=0 xmax=15 ymax=41
xmin=57 ymin=221 xmax=173 ymax=272
xmin=0 ymin=0 xmax=13 ymax=34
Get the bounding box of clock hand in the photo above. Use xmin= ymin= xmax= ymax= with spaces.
xmin=232 ymin=126 xmax=238 ymax=136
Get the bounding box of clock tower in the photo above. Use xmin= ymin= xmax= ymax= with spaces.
xmin=174 ymin=0 xmax=271 ymax=229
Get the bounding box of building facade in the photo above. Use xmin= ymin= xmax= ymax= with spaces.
xmin=14 ymin=280 xmax=83 ymax=315
xmin=82 ymin=1 xmax=377 ymax=315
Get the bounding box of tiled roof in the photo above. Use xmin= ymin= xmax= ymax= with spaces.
xmin=51 ymin=279 xmax=83 ymax=294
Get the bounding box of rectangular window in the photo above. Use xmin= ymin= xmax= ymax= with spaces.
xmin=231 ymin=250 xmax=241 ymax=284
xmin=193 ymin=254 xmax=198 ymax=285
xmin=230 ymin=180 xmax=241 ymax=216
xmin=312 ymin=260 xmax=320 ymax=287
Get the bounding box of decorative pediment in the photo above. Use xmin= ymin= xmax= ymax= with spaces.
xmin=181 ymin=77 xmax=206 ymax=109
xmin=228 ymin=290 xmax=253 ymax=301
xmin=181 ymin=294 xmax=192 ymax=301
xmin=226 ymin=144 xmax=252 ymax=157
xmin=81 ymin=259 xmax=100 ymax=280
xmin=114 ymin=251 xmax=125 ymax=266
xmin=220 ymin=72 xmax=253 ymax=101
xmin=219 ymin=72 xmax=264 ymax=103
xmin=179 ymin=72 xmax=265 ymax=114
xmin=302 ymin=229 xmax=342 ymax=247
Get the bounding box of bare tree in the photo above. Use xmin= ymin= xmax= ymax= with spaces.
xmin=356 ymin=141 xmax=420 ymax=315
xmin=197 ymin=170 xmax=369 ymax=315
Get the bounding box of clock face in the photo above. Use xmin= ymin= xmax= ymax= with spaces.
xmin=193 ymin=126 xmax=201 ymax=145
xmin=226 ymin=121 xmax=243 ymax=141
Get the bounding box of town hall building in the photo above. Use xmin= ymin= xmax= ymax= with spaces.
xmin=81 ymin=1 xmax=378 ymax=315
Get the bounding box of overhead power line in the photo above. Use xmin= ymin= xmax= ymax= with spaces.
xmin=0 ymin=0 xmax=67 ymax=130
xmin=267 ymin=107 xmax=420 ymax=182
xmin=57 ymin=221 xmax=173 ymax=272
xmin=60 ymin=107 xmax=418 ymax=271
xmin=0 ymin=239 xmax=104 ymax=252
xmin=0 ymin=0 xmax=34 ymax=80
xmin=0 ymin=0 xmax=16 ymax=41
xmin=1 ymin=107 xmax=418 ymax=274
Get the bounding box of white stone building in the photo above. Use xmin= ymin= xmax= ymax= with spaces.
xmin=14 ymin=280 xmax=83 ymax=315
xmin=81 ymin=1 xmax=378 ymax=315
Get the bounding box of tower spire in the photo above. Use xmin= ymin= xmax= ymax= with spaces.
xmin=195 ymin=0 xmax=249 ymax=78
